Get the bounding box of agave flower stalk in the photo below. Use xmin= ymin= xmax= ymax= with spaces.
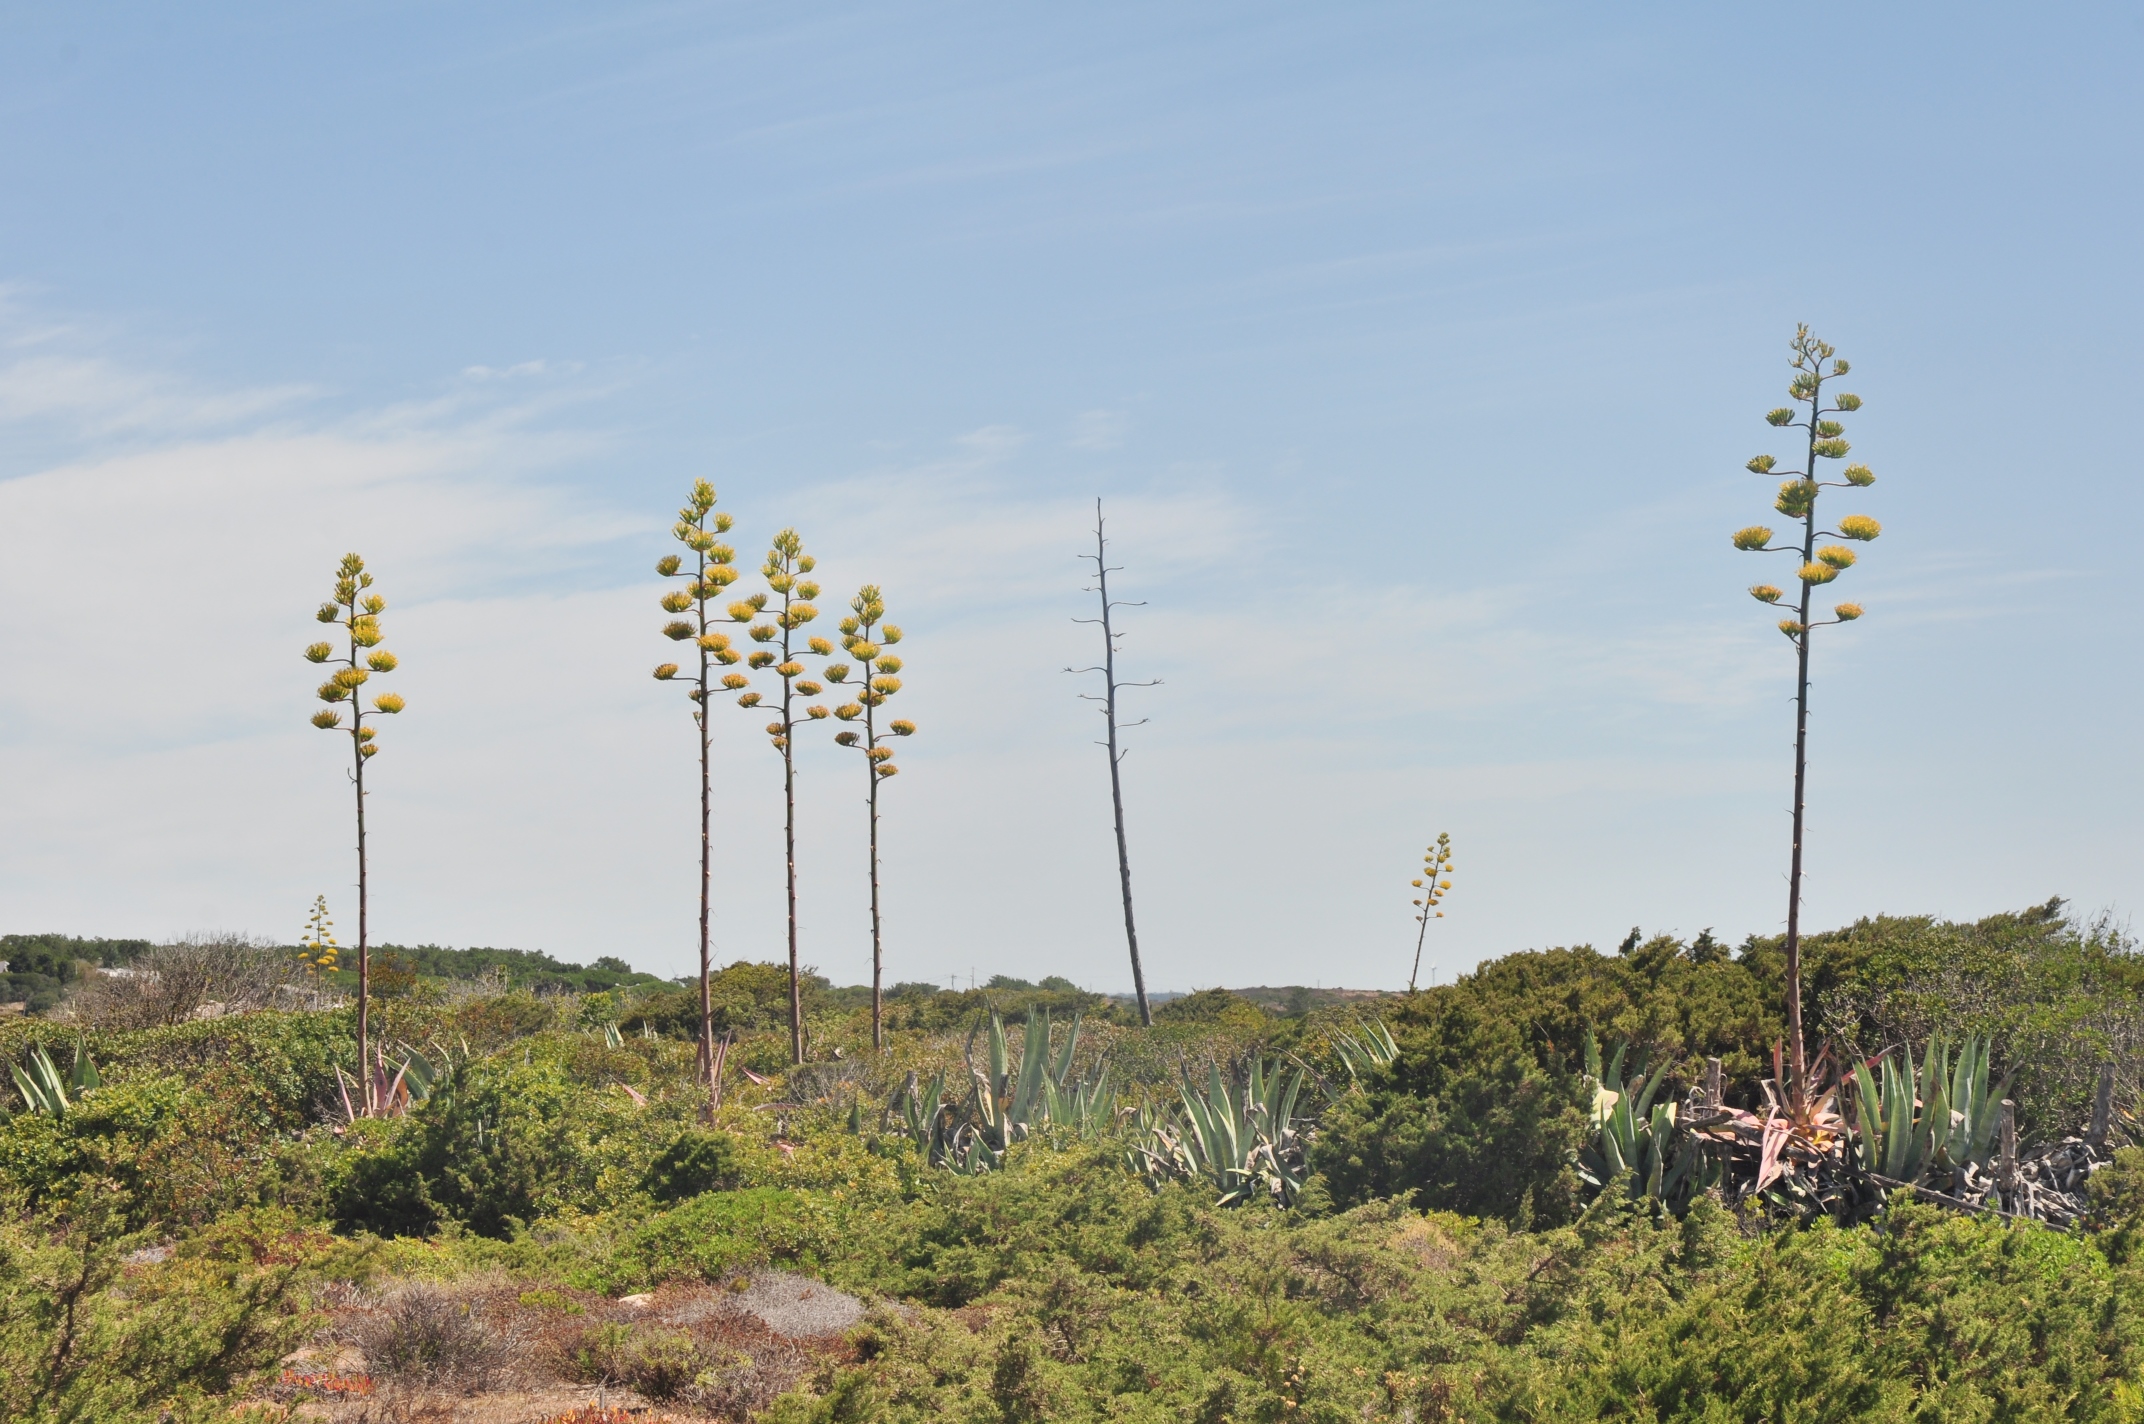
xmin=651 ymin=480 xmax=743 ymax=1099
xmin=1067 ymin=500 xmax=1160 ymax=1026
xmin=729 ymin=528 xmax=826 ymax=1065
xmin=299 ymin=894 xmax=341 ymax=976
xmin=825 ymin=584 xmax=916 ymax=1051
xmin=305 ymin=553 xmax=405 ymax=1111
xmin=1407 ymin=833 xmax=1455 ymax=992
xmin=1732 ymin=326 xmax=1881 ymax=1095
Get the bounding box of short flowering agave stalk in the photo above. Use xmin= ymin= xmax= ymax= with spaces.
xmin=1731 ymin=326 xmax=1881 ymax=1097
xmin=305 ymin=553 xmax=405 ymax=1110
xmin=298 ymin=895 xmax=340 ymax=976
xmin=825 ymin=584 xmax=916 ymax=1050
xmin=1407 ymin=832 xmax=1454 ymax=992
xmin=650 ymin=480 xmax=742 ymax=1100
xmin=729 ymin=528 xmax=826 ymax=1065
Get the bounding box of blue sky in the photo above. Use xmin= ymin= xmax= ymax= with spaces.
xmin=2 ymin=4 xmax=2139 ymax=991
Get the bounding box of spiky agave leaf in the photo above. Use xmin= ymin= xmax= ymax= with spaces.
xmin=11 ymin=1046 xmax=69 ymax=1118
xmin=1051 ymin=1010 xmax=1082 ymax=1088
xmin=69 ymin=1042 xmax=100 ymax=1092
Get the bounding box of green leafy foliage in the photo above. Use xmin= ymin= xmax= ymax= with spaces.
xmin=623 ymin=960 xmax=831 ymax=1040
xmin=1848 ymin=1034 xmax=2007 ymax=1187
xmin=341 ymin=942 xmax=669 ymax=993
xmin=1576 ymin=1031 xmax=1716 ymax=1210
xmin=1311 ymin=1048 xmax=1589 ymax=1223
xmin=1808 ymin=899 xmax=2144 ymax=1138
xmin=0 ymin=1192 xmax=327 ymax=1423
xmin=643 ymin=1127 xmax=746 ymax=1202
xmin=1130 ymin=1056 xmax=1306 ymax=1205
xmin=4 ymin=903 xmax=2142 ymax=1420
xmin=0 ymin=935 xmax=148 ymax=1015
xmin=331 ymin=1037 xmax=669 ymax=1237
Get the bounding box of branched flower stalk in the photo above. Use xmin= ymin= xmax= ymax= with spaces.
xmin=1731 ymin=325 xmax=1882 ymax=1095
xmin=1068 ymin=500 xmax=1159 ymax=1027
xmin=304 ymin=553 xmax=405 ymax=1111
xmin=299 ymin=895 xmax=341 ymax=977
xmin=729 ymin=528 xmax=826 ymax=1065
xmin=825 ymin=585 xmax=916 ymax=1051
xmin=651 ymin=479 xmax=742 ymax=1103
xmin=1407 ymin=833 xmax=1455 ymax=993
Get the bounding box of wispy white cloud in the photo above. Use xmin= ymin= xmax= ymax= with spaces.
xmin=0 ymin=311 xmax=1965 ymax=989
xmin=1068 ymin=408 xmax=1128 ymax=451
xmin=0 ymin=350 xmax=314 ymax=437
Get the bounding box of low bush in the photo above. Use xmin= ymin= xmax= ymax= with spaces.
xmin=330 ymin=1040 xmax=674 ymax=1238
xmin=1311 ymin=1050 xmax=1588 ymax=1224
xmin=70 ymin=936 xmax=305 ymax=1030
xmin=569 ymin=1320 xmax=706 ymax=1399
xmin=349 ymin=1282 xmax=504 ymax=1389
xmin=621 ymin=960 xmax=828 ymax=1041
xmin=0 ymin=1188 xmax=322 ymax=1423
xmin=643 ymin=1128 xmax=746 ymax=1203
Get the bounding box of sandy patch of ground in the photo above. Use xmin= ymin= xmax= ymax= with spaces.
xmin=260 ymin=1272 xmax=866 ymax=1423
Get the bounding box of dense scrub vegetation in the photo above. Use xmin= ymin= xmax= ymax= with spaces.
xmin=5 ymin=902 xmax=2144 ymax=1420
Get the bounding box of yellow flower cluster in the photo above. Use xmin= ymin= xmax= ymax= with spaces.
xmin=305 ymin=552 xmax=404 ymax=753
xmin=1732 ymin=334 xmax=1881 ymax=640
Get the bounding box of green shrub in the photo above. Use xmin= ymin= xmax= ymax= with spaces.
xmin=0 ymin=1072 xmax=316 ymax=1230
xmin=1312 ymin=1053 xmax=1588 ymax=1224
xmin=606 ymin=1187 xmax=838 ymax=1291
xmin=1154 ymin=988 xmax=1271 ymax=1030
xmin=623 ymin=960 xmax=828 ymax=1040
xmin=570 ymin=1320 xmax=708 ymax=1399
xmin=644 ymin=1128 xmax=746 ymax=1202
xmin=1806 ymin=900 xmax=2144 ymax=1138
xmin=331 ymin=1041 xmax=670 ymax=1237
xmin=0 ymin=1189 xmax=321 ymax=1423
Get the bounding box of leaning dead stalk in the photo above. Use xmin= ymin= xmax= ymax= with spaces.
xmin=1068 ymin=500 xmax=1158 ymax=1026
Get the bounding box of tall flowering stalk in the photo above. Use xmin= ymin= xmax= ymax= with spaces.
xmin=304 ymin=553 xmax=405 ymax=1110
xmin=728 ymin=528 xmax=826 ymax=1065
xmin=825 ymin=585 xmax=916 ymax=1051
xmin=1407 ymin=833 xmax=1454 ymax=993
xmin=1731 ymin=325 xmax=1882 ymax=1093
xmin=651 ymin=479 xmax=742 ymax=1099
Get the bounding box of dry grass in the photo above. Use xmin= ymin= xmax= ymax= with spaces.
xmin=348 ymin=1284 xmax=509 ymax=1391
